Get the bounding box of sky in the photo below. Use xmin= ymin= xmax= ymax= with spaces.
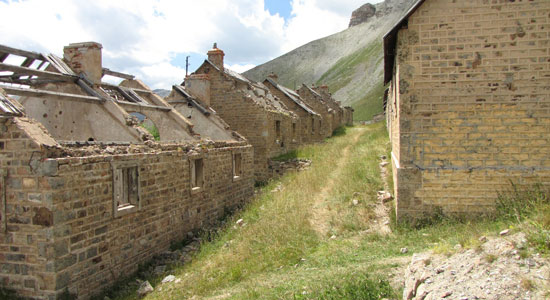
xmin=0 ymin=0 xmax=382 ymax=89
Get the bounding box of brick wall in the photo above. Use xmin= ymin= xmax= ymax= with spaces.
xmin=0 ymin=117 xmax=254 ymax=299
xmin=298 ymin=88 xmax=333 ymax=138
xmin=195 ymin=65 xmax=296 ymax=181
xmin=265 ymin=86 xmax=316 ymax=144
xmin=388 ymin=0 xmax=550 ymax=219
xmin=0 ymin=118 xmax=57 ymax=299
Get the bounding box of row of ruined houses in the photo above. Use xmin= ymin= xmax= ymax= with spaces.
xmin=0 ymin=42 xmax=352 ymax=299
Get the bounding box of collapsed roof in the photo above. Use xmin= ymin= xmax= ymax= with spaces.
xmin=0 ymin=42 xmax=245 ymax=146
xmin=196 ymin=59 xmax=297 ymax=118
xmin=264 ymin=77 xmax=320 ymax=116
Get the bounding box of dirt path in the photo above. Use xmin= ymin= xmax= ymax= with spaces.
xmin=364 ymin=155 xmax=393 ymax=235
xmin=310 ymin=127 xmax=366 ymax=236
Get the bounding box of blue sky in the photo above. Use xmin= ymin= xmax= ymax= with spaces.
xmin=0 ymin=0 xmax=382 ymax=89
xmin=264 ymin=0 xmax=292 ymax=20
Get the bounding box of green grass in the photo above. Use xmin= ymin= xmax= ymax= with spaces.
xmin=141 ymin=123 xmax=160 ymax=141
xmin=270 ymin=150 xmax=300 ymax=161
xmin=496 ymin=183 xmax=550 ymax=255
xmin=107 ymin=122 xmax=550 ymax=300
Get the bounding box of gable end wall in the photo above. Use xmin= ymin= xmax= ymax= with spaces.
xmin=390 ymin=0 xmax=550 ymax=219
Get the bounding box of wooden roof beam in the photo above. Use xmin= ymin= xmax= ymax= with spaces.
xmin=0 ymin=44 xmax=42 ymax=60
xmin=0 ymin=62 xmax=76 ymax=82
xmin=1 ymin=85 xmax=104 ymax=103
xmin=102 ymin=68 xmax=134 ymax=80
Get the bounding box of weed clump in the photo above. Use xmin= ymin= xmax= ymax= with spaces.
xmin=332 ymin=126 xmax=347 ymax=137
xmin=292 ymin=274 xmax=396 ymax=300
xmin=496 ymin=182 xmax=550 ymax=255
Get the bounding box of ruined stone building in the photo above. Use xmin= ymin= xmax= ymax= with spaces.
xmin=263 ymin=75 xmax=323 ymax=143
xmin=0 ymin=42 xmax=254 ymax=299
xmin=384 ymin=0 xmax=550 ymax=220
xmin=343 ymin=106 xmax=354 ymax=126
xmin=313 ymin=85 xmax=345 ymax=133
xmin=184 ymin=45 xmax=299 ymax=181
xmin=296 ymin=84 xmax=338 ymax=138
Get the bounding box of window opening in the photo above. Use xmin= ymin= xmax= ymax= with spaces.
xmin=112 ymin=164 xmax=139 ymax=216
xmin=275 ymin=120 xmax=281 ymax=137
xmin=191 ymin=158 xmax=204 ymax=189
xmin=233 ymin=153 xmax=242 ymax=178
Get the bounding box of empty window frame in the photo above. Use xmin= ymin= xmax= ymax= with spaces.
xmin=292 ymin=122 xmax=296 ymax=137
xmin=112 ymin=162 xmax=140 ymax=217
xmin=191 ymin=158 xmax=204 ymax=190
xmin=311 ymin=118 xmax=315 ymax=134
xmin=275 ymin=120 xmax=281 ymax=137
xmin=233 ymin=153 xmax=242 ymax=179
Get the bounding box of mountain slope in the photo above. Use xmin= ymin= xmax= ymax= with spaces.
xmin=244 ymin=0 xmax=415 ymax=121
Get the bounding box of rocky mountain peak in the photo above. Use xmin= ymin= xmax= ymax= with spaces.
xmin=348 ymin=3 xmax=376 ymax=27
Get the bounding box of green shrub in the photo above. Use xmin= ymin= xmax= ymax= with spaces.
xmin=332 ymin=126 xmax=347 ymax=137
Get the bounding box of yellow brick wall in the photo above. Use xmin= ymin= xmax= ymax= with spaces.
xmin=389 ymin=0 xmax=550 ymax=219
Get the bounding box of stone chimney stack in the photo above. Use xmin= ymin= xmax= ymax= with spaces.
xmin=185 ymin=74 xmax=211 ymax=106
xmin=268 ymin=72 xmax=278 ymax=83
xmin=318 ymin=85 xmax=330 ymax=95
xmin=207 ymin=43 xmax=225 ymax=71
xmin=63 ymin=42 xmax=103 ymax=85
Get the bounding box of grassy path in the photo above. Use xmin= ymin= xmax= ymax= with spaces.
xmin=109 ymin=122 xmax=525 ymax=300
xmin=311 ymin=127 xmax=366 ymax=236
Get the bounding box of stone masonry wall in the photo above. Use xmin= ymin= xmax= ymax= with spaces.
xmin=198 ymin=66 xmax=295 ymax=181
xmin=0 ymin=118 xmax=58 ymax=299
xmin=266 ymin=87 xmax=314 ymax=144
xmin=390 ymin=0 xmax=550 ymax=219
xmin=298 ymin=89 xmax=333 ymax=138
xmin=0 ymin=117 xmax=254 ymax=299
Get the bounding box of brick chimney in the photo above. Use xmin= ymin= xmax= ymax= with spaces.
xmin=207 ymin=43 xmax=225 ymax=71
xmin=314 ymin=85 xmax=330 ymax=97
xmin=268 ymin=72 xmax=278 ymax=83
xmin=63 ymin=42 xmax=103 ymax=85
xmin=185 ymin=74 xmax=211 ymax=106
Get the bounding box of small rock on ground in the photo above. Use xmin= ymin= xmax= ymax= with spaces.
xmin=137 ymin=281 xmax=153 ymax=297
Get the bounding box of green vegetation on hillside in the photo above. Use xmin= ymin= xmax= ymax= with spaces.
xmin=316 ymin=41 xmax=381 ymax=93
xmin=106 ymin=123 xmax=550 ymax=300
xmin=316 ymin=41 xmax=385 ymax=121
xmin=352 ymin=81 xmax=386 ymax=121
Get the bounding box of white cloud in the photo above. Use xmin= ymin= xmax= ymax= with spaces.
xmin=226 ymin=63 xmax=257 ymax=73
xmin=0 ymin=0 xmax=383 ymax=89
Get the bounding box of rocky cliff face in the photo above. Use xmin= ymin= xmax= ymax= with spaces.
xmin=348 ymin=3 xmax=376 ymax=27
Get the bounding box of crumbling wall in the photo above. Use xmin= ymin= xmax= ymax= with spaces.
xmin=391 ymin=0 xmax=550 ymax=220
xmin=343 ymin=107 xmax=354 ymax=126
xmin=20 ymin=83 xmax=142 ymax=143
xmin=265 ymin=85 xmax=314 ymax=144
xmin=195 ymin=65 xmax=295 ymax=181
xmin=0 ymin=116 xmax=254 ymax=299
xmin=0 ymin=117 xmax=59 ymax=299
xmin=313 ymin=86 xmax=343 ymax=132
xmin=117 ymin=79 xmax=195 ymax=142
xmin=165 ymin=89 xmax=235 ymax=141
